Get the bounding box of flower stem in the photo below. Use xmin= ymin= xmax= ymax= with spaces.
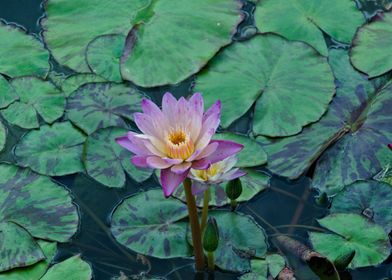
xmin=184 ymin=178 xmax=204 ymax=271
xmin=230 ymin=199 xmax=237 ymax=211
xmin=200 ymin=187 xmax=210 ymax=233
xmin=207 ymin=251 xmax=215 ymax=271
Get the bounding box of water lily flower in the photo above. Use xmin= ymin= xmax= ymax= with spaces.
xmin=189 ymin=155 xmax=246 ymax=195
xmin=116 ymin=92 xmax=243 ymax=197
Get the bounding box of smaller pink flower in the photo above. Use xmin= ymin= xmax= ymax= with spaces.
xmin=116 ymin=92 xmax=243 ymax=197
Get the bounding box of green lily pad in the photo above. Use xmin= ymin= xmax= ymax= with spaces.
xmin=86 ymin=34 xmax=124 ymax=82
xmin=0 ymin=241 xmax=57 ymax=280
xmin=43 ymin=0 xmax=149 ymax=72
xmin=239 ymin=254 xmax=285 ymax=280
xmin=15 ymin=122 xmax=86 ymax=176
xmin=0 ymin=75 xmax=17 ymax=109
xmin=213 ymin=132 xmax=267 ymax=167
xmin=0 ymin=121 xmax=6 ymax=153
xmin=1 ymin=77 xmax=65 ymax=129
xmin=66 ymin=83 xmax=144 ymax=135
xmin=330 ymin=180 xmax=392 ymax=232
xmin=259 ymin=49 xmax=392 ymax=194
xmin=120 ymin=0 xmax=243 ymax=87
xmin=254 ymin=0 xmax=364 ymax=56
xmin=209 ymin=211 xmax=268 ymax=273
xmin=195 ymin=34 xmax=335 ymax=136
xmin=351 ymin=12 xmax=392 ymax=78
xmin=0 ymin=163 xmax=78 ymax=271
xmin=111 ymin=189 xmax=192 ymax=258
xmin=85 ymin=127 xmax=153 ymax=188
xmin=0 ymin=23 xmax=49 ymax=77
xmin=40 ymin=255 xmax=92 ymax=280
xmin=173 ymin=169 xmax=270 ymax=207
xmin=61 ymin=74 xmax=106 ymax=97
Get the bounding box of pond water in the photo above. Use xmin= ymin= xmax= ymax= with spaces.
xmin=0 ymin=0 xmax=391 ymax=279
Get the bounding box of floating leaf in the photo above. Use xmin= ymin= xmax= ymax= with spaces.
xmin=351 ymin=12 xmax=392 ymax=77
xmin=330 ymin=180 xmax=392 ymax=232
xmin=15 ymin=122 xmax=86 ymax=176
xmin=120 ymin=0 xmax=243 ymax=87
xmin=254 ymin=0 xmax=364 ymax=56
xmin=0 ymin=121 xmax=6 ymax=153
xmin=43 ymin=0 xmax=149 ymax=72
xmin=259 ymin=49 xmax=392 ymax=194
xmin=86 ymin=34 xmax=124 ymax=82
xmin=0 ymin=75 xmax=17 ymax=109
xmin=209 ymin=211 xmax=268 ymax=273
xmin=0 ymin=23 xmax=49 ymax=77
xmin=85 ymin=127 xmax=152 ymax=188
xmin=173 ymin=169 xmax=269 ymax=207
xmin=309 ymin=213 xmax=391 ymax=268
xmin=61 ymin=74 xmax=106 ymax=97
xmin=40 ymin=255 xmax=92 ymax=280
xmin=66 ymin=83 xmax=143 ymax=135
xmin=1 ymin=77 xmax=65 ymax=129
xmin=213 ymin=132 xmax=267 ymax=167
xmin=195 ymin=34 xmax=335 ymax=136
xmin=239 ymin=254 xmax=285 ymax=280
xmin=111 ymin=189 xmax=192 ymax=258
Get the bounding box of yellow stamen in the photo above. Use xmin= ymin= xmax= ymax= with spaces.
xmin=194 ymin=162 xmax=222 ymax=181
xmin=166 ymin=129 xmax=194 ymax=160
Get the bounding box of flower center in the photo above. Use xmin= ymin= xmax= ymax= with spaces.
xmin=166 ymin=129 xmax=194 ymax=160
xmin=194 ymin=163 xmax=222 ymax=181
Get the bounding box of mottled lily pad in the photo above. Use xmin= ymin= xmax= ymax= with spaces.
xmin=66 ymin=83 xmax=144 ymax=135
xmin=173 ymin=169 xmax=270 ymax=207
xmin=1 ymin=77 xmax=65 ymax=129
xmin=0 ymin=121 xmax=6 ymax=153
xmin=120 ymin=0 xmax=243 ymax=87
xmin=15 ymin=122 xmax=86 ymax=176
xmin=43 ymin=0 xmax=149 ymax=72
xmin=86 ymin=34 xmax=124 ymax=82
xmin=309 ymin=213 xmax=391 ymax=268
xmin=239 ymin=254 xmax=285 ymax=280
xmin=0 ymin=75 xmax=17 ymax=109
xmin=209 ymin=211 xmax=268 ymax=273
xmin=330 ymin=180 xmax=392 ymax=232
xmin=195 ymin=34 xmax=335 ymax=136
xmin=254 ymin=0 xmax=364 ymax=56
xmin=85 ymin=127 xmax=152 ymax=188
xmin=40 ymin=255 xmax=92 ymax=280
xmin=0 ymin=23 xmax=49 ymax=77
xmin=0 ymin=163 xmax=78 ymax=271
xmin=351 ymin=12 xmax=392 ymax=77
xmin=111 ymin=189 xmax=192 ymax=258
xmin=259 ymin=49 xmax=392 ymax=195
xmin=213 ymin=132 xmax=267 ymax=167
xmin=61 ymin=74 xmax=106 ymax=97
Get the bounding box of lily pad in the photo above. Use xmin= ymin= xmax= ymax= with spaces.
xmin=173 ymin=169 xmax=270 ymax=207
xmin=213 ymin=132 xmax=267 ymax=167
xmin=0 ymin=75 xmax=17 ymax=109
xmin=0 ymin=121 xmax=6 ymax=153
xmin=15 ymin=122 xmax=86 ymax=176
xmin=239 ymin=254 xmax=285 ymax=280
xmin=254 ymin=0 xmax=364 ymax=56
xmin=209 ymin=211 xmax=268 ymax=273
xmin=86 ymin=34 xmax=124 ymax=82
xmin=1 ymin=77 xmax=65 ymax=129
xmin=61 ymin=74 xmax=106 ymax=97
xmin=259 ymin=49 xmax=392 ymax=194
xmin=350 ymin=12 xmax=392 ymax=77
xmin=40 ymin=255 xmax=92 ymax=280
xmin=85 ymin=127 xmax=153 ymax=188
xmin=66 ymin=83 xmax=144 ymax=135
xmin=120 ymin=0 xmax=243 ymax=87
xmin=42 ymin=0 xmax=149 ymax=72
xmin=0 ymin=163 xmax=78 ymax=271
xmin=330 ymin=180 xmax=392 ymax=232
xmin=309 ymin=213 xmax=391 ymax=268
xmin=111 ymin=189 xmax=192 ymax=258
xmin=0 ymin=23 xmax=49 ymax=77
xmin=194 ymin=34 xmax=335 ymax=136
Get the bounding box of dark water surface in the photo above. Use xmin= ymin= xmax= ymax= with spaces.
xmin=0 ymin=1 xmax=391 ymax=279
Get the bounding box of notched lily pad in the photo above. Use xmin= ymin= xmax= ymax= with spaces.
xmin=40 ymin=255 xmax=92 ymax=280
xmin=0 ymin=75 xmax=17 ymax=109
xmin=66 ymin=83 xmax=144 ymax=135
xmin=239 ymin=254 xmax=286 ymax=280
xmin=61 ymin=74 xmax=106 ymax=97
xmin=84 ymin=127 xmax=152 ymax=188
xmin=0 ymin=120 xmax=6 ymax=153
xmin=309 ymin=213 xmax=391 ymax=268
xmin=15 ymin=122 xmax=86 ymax=176
xmin=111 ymin=189 xmax=192 ymax=258
xmin=1 ymin=77 xmax=65 ymax=129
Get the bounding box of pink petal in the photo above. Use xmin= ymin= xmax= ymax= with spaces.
xmin=205 ymin=140 xmax=243 ymax=164
xmin=191 ymin=181 xmax=209 ymax=195
xmin=171 ymin=162 xmax=192 ymax=174
xmin=189 ymin=93 xmax=204 ymax=118
xmin=134 ymin=113 xmax=162 ymax=139
xmin=141 ymin=98 xmax=162 ymax=116
xmin=131 ymin=156 xmax=149 ymax=168
xmin=186 ymin=150 xmax=202 ymax=162
xmin=191 ymin=158 xmax=211 ymax=170
xmin=196 ymin=111 xmax=220 ymax=150
xmin=162 ymin=92 xmax=177 ymax=123
xmin=219 ymin=168 xmax=247 ymax=182
xmin=195 ymin=142 xmax=219 ymax=160
xmin=203 ymin=100 xmax=221 ymax=122
xmin=160 ymin=168 xmax=189 ymax=197
xmin=115 ymin=132 xmax=151 ymax=156
xmin=187 ymin=93 xmax=204 ymax=139
xmin=146 ymin=156 xmax=175 ymax=169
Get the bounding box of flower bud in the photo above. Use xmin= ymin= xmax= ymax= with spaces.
xmin=203 ymin=217 xmax=219 ymax=252
xmin=225 ymin=178 xmax=243 ymax=201
xmin=315 ymin=192 xmax=329 ymax=207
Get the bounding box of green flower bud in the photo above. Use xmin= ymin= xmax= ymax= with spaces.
xmin=334 ymin=250 xmax=356 ymax=271
xmin=225 ymin=178 xmax=243 ymax=201
xmin=203 ymin=217 xmax=219 ymax=252
xmin=315 ymin=192 xmax=329 ymax=207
